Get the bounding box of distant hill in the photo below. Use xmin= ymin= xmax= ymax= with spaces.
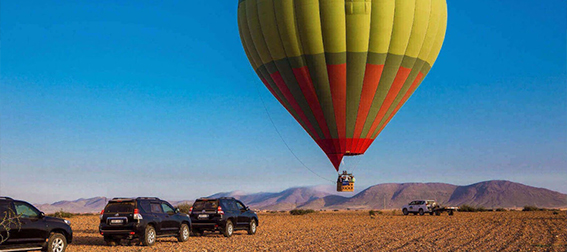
xmin=36 ymin=197 xmax=109 ymax=213
xmin=34 ymin=180 xmax=567 ymax=213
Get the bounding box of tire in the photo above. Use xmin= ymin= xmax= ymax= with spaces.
xmin=449 ymin=210 xmax=454 ymax=216
xmin=435 ymin=211 xmax=441 ymax=216
xmin=429 ymin=212 xmax=434 ymax=216
xmin=46 ymin=232 xmax=67 ymax=252
xmin=247 ymin=219 xmax=257 ymax=235
xmin=419 ymin=209 xmax=424 ymax=216
xmin=223 ymin=220 xmax=234 ymax=237
xmin=402 ymin=208 xmax=408 ymax=215
xmin=142 ymin=225 xmax=156 ymax=246
xmin=178 ymin=223 xmax=190 ymax=242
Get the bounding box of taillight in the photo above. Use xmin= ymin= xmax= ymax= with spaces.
xmin=217 ymin=206 xmax=224 ymax=215
xmin=133 ymin=208 xmax=143 ymax=220
xmin=189 ymin=207 xmax=193 ymax=213
xmin=99 ymin=210 xmax=104 ymax=220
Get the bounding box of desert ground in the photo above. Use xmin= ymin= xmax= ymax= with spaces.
xmin=67 ymin=210 xmax=566 ymax=252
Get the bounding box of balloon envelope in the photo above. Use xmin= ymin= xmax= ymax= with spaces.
xmin=238 ymin=0 xmax=447 ymax=171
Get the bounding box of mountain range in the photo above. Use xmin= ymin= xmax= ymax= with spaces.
xmin=35 ymin=180 xmax=567 ymax=213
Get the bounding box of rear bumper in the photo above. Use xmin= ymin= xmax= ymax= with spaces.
xmin=99 ymin=223 xmax=143 ymax=237
xmin=191 ymin=220 xmax=227 ymax=231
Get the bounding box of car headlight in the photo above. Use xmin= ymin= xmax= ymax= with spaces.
xmin=64 ymin=219 xmax=71 ymax=225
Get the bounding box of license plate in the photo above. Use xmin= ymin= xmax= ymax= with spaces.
xmin=198 ymin=214 xmax=209 ymax=219
xmin=110 ymin=219 xmax=124 ymax=224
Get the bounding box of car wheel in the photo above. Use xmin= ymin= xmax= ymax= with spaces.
xmin=429 ymin=211 xmax=434 ymax=216
xmin=142 ymin=225 xmax=156 ymax=246
xmin=178 ymin=223 xmax=190 ymax=242
xmin=223 ymin=220 xmax=234 ymax=237
xmin=248 ymin=219 xmax=257 ymax=235
xmin=402 ymin=208 xmax=408 ymax=215
xmin=46 ymin=232 xmax=67 ymax=252
xmin=435 ymin=211 xmax=441 ymax=216
xmin=419 ymin=209 xmax=424 ymax=216
xmin=449 ymin=210 xmax=454 ymax=216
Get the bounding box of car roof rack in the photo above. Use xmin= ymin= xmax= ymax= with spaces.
xmin=0 ymin=196 xmax=13 ymax=200
xmin=110 ymin=197 xmax=135 ymax=201
xmin=136 ymin=197 xmax=160 ymax=200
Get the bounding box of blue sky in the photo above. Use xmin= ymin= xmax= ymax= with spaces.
xmin=1 ymin=1 xmax=565 ymax=203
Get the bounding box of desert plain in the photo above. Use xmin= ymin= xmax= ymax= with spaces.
xmin=66 ymin=210 xmax=566 ymax=252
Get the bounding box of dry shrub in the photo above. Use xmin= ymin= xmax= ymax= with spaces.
xmin=290 ymin=209 xmax=315 ymax=215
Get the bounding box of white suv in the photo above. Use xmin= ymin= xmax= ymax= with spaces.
xmin=402 ymin=200 xmax=437 ymax=215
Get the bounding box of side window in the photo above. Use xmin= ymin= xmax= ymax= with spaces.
xmin=409 ymin=201 xmax=415 ymax=205
xmin=0 ymin=202 xmax=14 ymax=218
xmin=14 ymin=202 xmax=40 ymax=218
xmin=161 ymin=203 xmax=175 ymax=214
xmin=236 ymin=201 xmax=245 ymax=211
xmin=139 ymin=201 xmax=151 ymax=213
xmin=150 ymin=203 xmax=163 ymax=213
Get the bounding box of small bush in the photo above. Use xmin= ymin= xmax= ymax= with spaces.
xmin=176 ymin=203 xmax=192 ymax=214
xmin=333 ymin=209 xmax=339 ymax=212
xmin=49 ymin=210 xmax=74 ymax=218
xmin=495 ymin=208 xmax=507 ymax=212
xmin=458 ymin=205 xmax=493 ymax=212
xmin=459 ymin=205 xmax=477 ymax=212
xmin=522 ymin=205 xmax=540 ymax=211
xmin=552 ymin=211 xmax=559 ymax=215
xmin=369 ymin=210 xmax=382 ymax=218
xmin=290 ymin=209 xmax=315 ymax=215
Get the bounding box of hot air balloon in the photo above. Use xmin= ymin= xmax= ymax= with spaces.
xmin=238 ymin=0 xmax=447 ymax=184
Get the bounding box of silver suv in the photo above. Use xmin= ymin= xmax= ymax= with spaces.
xmin=402 ymin=200 xmax=438 ymax=215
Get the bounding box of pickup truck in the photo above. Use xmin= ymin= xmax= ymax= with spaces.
xmin=401 ymin=200 xmax=458 ymax=216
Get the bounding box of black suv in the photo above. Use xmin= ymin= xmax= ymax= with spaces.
xmin=0 ymin=196 xmax=73 ymax=252
xmin=99 ymin=197 xmax=191 ymax=246
xmin=190 ymin=197 xmax=258 ymax=237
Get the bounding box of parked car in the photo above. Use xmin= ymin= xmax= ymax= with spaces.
xmin=401 ymin=200 xmax=438 ymax=215
xmin=0 ymin=196 xmax=73 ymax=252
xmin=99 ymin=197 xmax=191 ymax=246
xmin=189 ymin=197 xmax=257 ymax=237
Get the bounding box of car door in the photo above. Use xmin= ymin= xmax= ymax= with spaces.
xmin=150 ymin=202 xmax=167 ymax=234
xmin=408 ymin=201 xmax=416 ymax=212
xmin=160 ymin=202 xmax=180 ymax=233
xmin=11 ymin=201 xmax=47 ymax=244
xmin=0 ymin=200 xmax=17 ymax=245
xmin=235 ymin=201 xmax=251 ymax=227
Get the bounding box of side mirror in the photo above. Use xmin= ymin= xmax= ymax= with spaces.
xmin=175 ymin=208 xmax=180 ymax=214
xmin=245 ymin=206 xmax=250 ymax=211
xmin=40 ymin=212 xmax=45 ymax=219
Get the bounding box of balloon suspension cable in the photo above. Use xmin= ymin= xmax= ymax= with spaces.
xmin=256 ymin=87 xmax=335 ymax=184
xmin=344 ymin=154 xmax=364 ymax=174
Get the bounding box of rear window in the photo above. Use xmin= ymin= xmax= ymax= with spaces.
xmin=192 ymin=200 xmax=219 ymax=211
xmin=105 ymin=202 xmax=135 ymax=213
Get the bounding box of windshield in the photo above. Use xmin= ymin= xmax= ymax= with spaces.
xmin=105 ymin=202 xmax=135 ymax=213
xmin=192 ymin=200 xmax=219 ymax=211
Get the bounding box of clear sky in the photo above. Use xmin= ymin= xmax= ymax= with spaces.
xmin=1 ymin=1 xmax=565 ymax=204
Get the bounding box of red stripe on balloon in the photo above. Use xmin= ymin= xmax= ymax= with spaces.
xmin=327 ymin=64 xmax=347 ymax=153
xmin=352 ymin=64 xmax=384 ymax=151
xmin=269 ymin=72 xmax=319 ymax=140
xmin=292 ymin=66 xmax=332 ymax=139
xmin=364 ymin=67 xmax=412 ymax=139
xmin=375 ymin=72 xmax=425 ymax=137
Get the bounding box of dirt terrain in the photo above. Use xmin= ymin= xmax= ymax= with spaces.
xmin=67 ymin=211 xmax=566 ymax=251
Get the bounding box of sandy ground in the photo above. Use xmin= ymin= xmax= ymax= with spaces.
xmin=66 ymin=211 xmax=566 ymax=251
